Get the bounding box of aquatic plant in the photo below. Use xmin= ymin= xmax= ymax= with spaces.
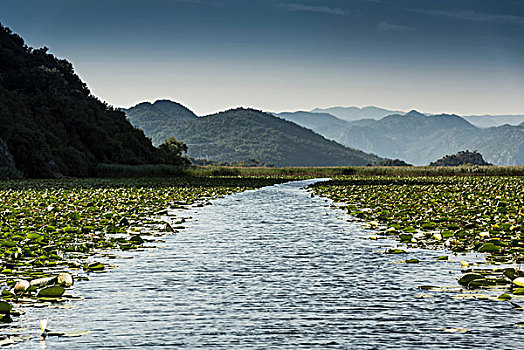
xmin=311 ymin=176 xmax=524 ymax=295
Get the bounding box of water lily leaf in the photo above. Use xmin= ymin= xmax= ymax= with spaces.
xmin=386 ymin=249 xmax=407 ymax=254
xmin=2 ymin=290 xmax=14 ymax=297
xmin=0 ymin=240 xmax=17 ymax=247
xmin=478 ymin=242 xmax=501 ymax=252
xmin=458 ymin=273 xmax=483 ymax=285
xmin=37 ymin=285 xmax=65 ymax=297
xmin=84 ymin=262 xmax=105 ymax=271
xmin=26 ymin=232 xmax=43 ymax=241
xmin=0 ymin=301 xmax=13 ymax=314
xmin=498 ymin=293 xmax=512 ymax=300
xmin=405 ymin=258 xmax=420 ymax=263
xmin=399 ymin=234 xmax=412 ymax=242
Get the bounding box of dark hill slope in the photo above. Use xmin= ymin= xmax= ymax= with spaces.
xmin=123 ymin=100 xmax=197 ymax=139
xmin=0 ymin=24 xmax=173 ymax=177
xmin=146 ymin=108 xmax=382 ymax=166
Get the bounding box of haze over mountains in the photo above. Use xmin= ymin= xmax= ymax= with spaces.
xmin=310 ymin=106 xmax=404 ymax=122
xmin=277 ymin=110 xmax=524 ymax=165
xmin=307 ymin=106 xmax=524 ymax=128
xmin=124 ymin=101 xmax=382 ymax=167
xmin=124 ymin=99 xmax=524 ymax=166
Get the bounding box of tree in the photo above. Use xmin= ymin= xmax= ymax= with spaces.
xmin=158 ymin=137 xmax=189 ymax=165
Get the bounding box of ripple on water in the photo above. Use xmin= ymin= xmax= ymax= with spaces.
xmin=16 ymin=180 xmax=524 ymax=349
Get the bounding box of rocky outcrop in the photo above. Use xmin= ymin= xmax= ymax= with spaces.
xmin=0 ymin=138 xmax=15 ymax=167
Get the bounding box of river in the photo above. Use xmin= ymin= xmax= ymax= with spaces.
xmin=17 ymin=180 xmax=524 ymax=349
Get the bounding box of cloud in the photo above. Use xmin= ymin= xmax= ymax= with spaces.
xmin=378 ymin=21 xmax=411 ymax=31
xmin=409 ymin=9 xmax=524 ymax=25
xmin=278 ymin=3 xmax=349 ymax=15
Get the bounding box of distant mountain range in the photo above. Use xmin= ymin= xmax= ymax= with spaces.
xmin=310 ymin=106 xmax=403 ymax=122
xmin=124 ymin=101 xmax=383 ymax=166
xmin=276 ymin=110 xmax=524 ymax=165
xmin=307 ymin=106 xmax=524 ymax=128
xmin=461 ymin=115 xmax=524 ymax=128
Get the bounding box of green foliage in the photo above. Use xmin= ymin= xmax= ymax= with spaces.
xmin=123 ymin=100 xmax=197 ymax=138
xmin=430 ymin=150 xmax=491 ymax=166
xmin=126 ymin=106 xmax=382 ymax=166
xmin=0 ymin=23 xmax=182 ymax=178
xmin=312 ymin=175 xmax=524 ymax=264
xmin=0 ymin=176 xmax=286 ymax=317
xmin=157 ymin=137 xmax=190 ymax=165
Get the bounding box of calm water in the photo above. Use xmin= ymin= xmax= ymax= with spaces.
xmin=14 ymin=180 xmax=524 ymax=349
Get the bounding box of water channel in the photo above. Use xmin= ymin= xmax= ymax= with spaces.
xmin=16 ymin=180 xmax=524 ymax=348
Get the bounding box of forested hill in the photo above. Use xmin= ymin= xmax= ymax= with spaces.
xmin=0 ymin=24 xmax=179 ymax=177
xmin=123 ymin=100 xmax=197 ymax=139
xmin=134 ymin=107 xmax=383 ymax=166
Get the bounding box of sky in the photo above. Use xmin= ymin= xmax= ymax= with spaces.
xmin=1 ymin=0 xmax=524 ymax=116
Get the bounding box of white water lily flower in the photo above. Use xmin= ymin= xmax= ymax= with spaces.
xmin=39 ymin=319 xmax=48 ymax=333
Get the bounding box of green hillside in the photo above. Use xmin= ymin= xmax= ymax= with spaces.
xmin=122 ymin=100 xmax=197 ymax=139
xmin=126 ymin=106 xmax=383 ymax=166
xmin=0 ymin=24 xmax=184 ymax=178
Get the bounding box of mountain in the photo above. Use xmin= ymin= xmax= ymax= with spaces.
xmin=311 ymin=106 xmax=403 ymax=122
xmin=278 ymin=109 xmax=523 ymax=165
xmin=334 ymin=111 xmax=480 ymax=165
xmin=125 ymin=106 xmax=383 ymax=166
xmin=462 ymin=115 xmax=524 ymax=128
xmin=275 ymin=111 xmax=348 ymax=138
xmin=122 ymin=100 xmax=197 ymax=142
xmin=468 ymin=123 xmax=524 ymax=165
xmin=0 ymin=24 xmax=184 ymax=177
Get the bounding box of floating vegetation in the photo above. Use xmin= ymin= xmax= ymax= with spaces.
xmin=311 ymin=176 xmax=524 ymax=297
xmin=0 ymin=176 xmax=285 ymax=343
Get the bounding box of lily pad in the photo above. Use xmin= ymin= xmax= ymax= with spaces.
xmin=386 ymin=249 xmax=407 ymax=254
xmin=37 ymin=285 xmax=65 ymax=298
xmin=479 ymin=243 xmax=501 ymax=253
xmin=84 ymin=262 xmax=105 ymax=271
xmin=458 ymin=273 xmax=483 ymax=285
xmin=0 ymin=301 xmax=13 ymax=314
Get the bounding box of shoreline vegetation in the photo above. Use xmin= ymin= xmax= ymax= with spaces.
xmin=0 ymin=176 xmax=287 ymax=344
xmin=3 ymin=163 xmax=524 ymax=180
xmin=0 ymin=166 xmax=523 ymax=343
xmin=69 ymin=164 xmax=524 ymax=178
xmin=310 ymin=175 xmax=524 ymax=301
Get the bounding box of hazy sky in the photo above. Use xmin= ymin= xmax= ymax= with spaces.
xmin=2 ymin=0 xmax=524 ymax=115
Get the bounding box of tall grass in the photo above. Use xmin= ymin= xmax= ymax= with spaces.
xmin=95 ymin=164 xmax=524 ymax=178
